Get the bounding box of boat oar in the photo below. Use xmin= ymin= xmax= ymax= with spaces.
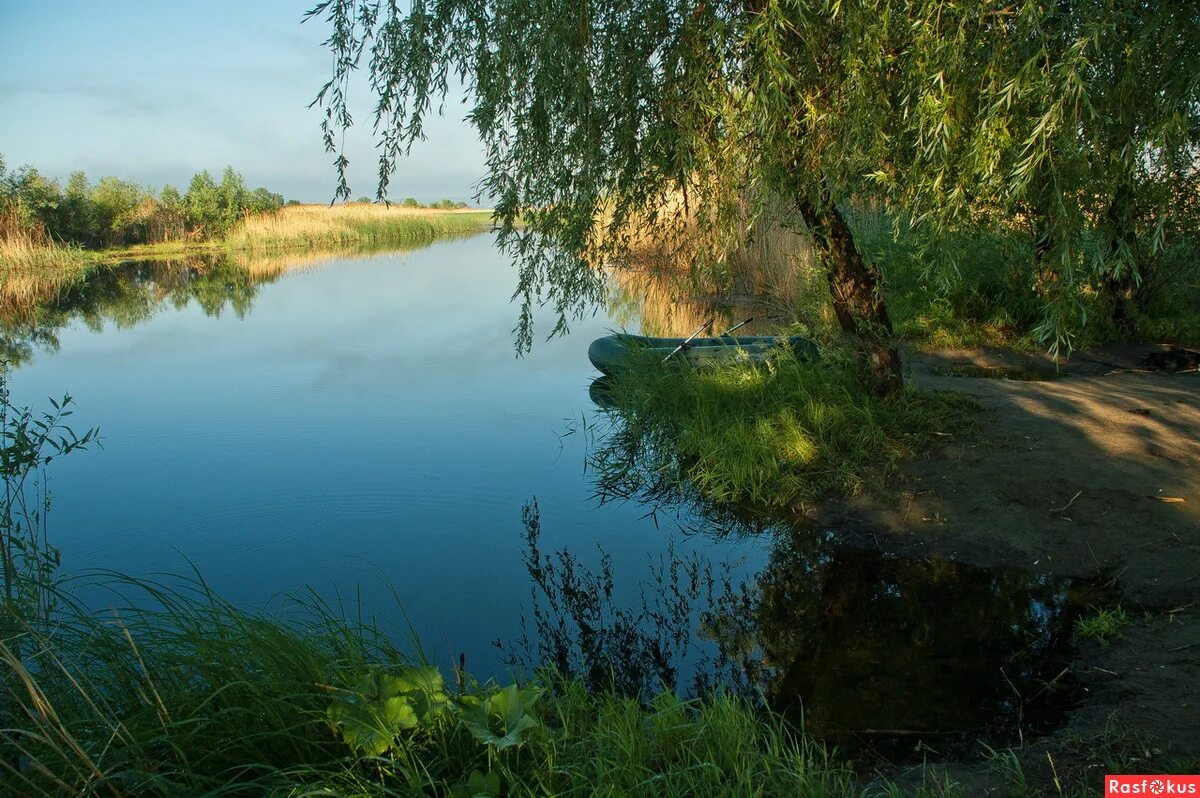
xmin=663 ymin=318 xmax=714 ymax=362
xmin=719 ymin=317 xmax=753 ymax=337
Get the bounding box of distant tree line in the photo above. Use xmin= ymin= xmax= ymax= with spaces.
xmin=353 ymin=196 xmax=470 ymax=210
xmin=0 ymin=154 xmax=288 ymax=248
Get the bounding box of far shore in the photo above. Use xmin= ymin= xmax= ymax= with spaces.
xmin=0 ymin=204 xmax=496 ymax=305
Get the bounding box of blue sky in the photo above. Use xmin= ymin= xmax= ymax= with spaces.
xmin=0 ymin=1 xmax=486 ymax=202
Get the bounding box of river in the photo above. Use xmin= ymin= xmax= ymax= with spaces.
xmin=1 ymin=233 xmax=1103 ymax=754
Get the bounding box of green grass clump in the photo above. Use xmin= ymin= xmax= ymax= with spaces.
xmin=593 ymin=347 xmax=975 ymax=508
xmin=1 ymin=575 xmax=859 ymax=796
xmin=1073 ymin=606 xmax=1131 ymax=646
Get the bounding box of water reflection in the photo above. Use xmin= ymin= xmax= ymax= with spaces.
xmin=1 ymin=258 xmax=263 ymax=368
xmin=573 ymin=383 xmax=1112 ymax=758
xmin=703 ymin=530 xmax=1107 ymax=757
xmin=0 ymin=242 xmax=446 ymax=369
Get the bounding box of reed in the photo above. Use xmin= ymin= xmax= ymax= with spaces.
xmin=606 ymin=194 xmax=839 ymax=340
xmin=225 ymin=203 xmax=494 ymax=252
xmin=0 ymin=233 xmax=97 ymax=322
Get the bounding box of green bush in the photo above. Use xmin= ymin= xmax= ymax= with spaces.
xmin=0 ymin=153 xmax=286 ymax=247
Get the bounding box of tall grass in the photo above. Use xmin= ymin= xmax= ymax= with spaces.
xmin=609 ymin=194 xmax=838 ymax=339
xmin=613 ymin=194 xmax=1200 ymax=350
xmin=225 ymin=204 xmax=493 ymax=252
xmin=0 ymin=572 xmax=868 ymax=796
xmin=0 ymin=377 xmax=864 ymax=796
xmin=0 ymin=233 xmax=97 ymax=317
xmin=592 ymin=348 xmax=975 ymax=508
xmin=0 ymin=205 xmax=497 ymax=320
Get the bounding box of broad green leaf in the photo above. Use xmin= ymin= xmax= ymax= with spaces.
xmin=456 ymin=685 xmax=542 ymax=750
xmin=451 ymin=769 xmax=502 ymax=798
xmin=327 ymin=667 xmax=449 ymax=755
xmin=391 ymin=664 xmax=449 ymax=721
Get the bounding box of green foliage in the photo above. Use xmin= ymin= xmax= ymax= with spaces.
xmin=392 ymin=197 xmax=470 ymax=210
xmin=57 ymin=171 xmax=98 ymax=244
xmin=328 ymin=666 xmax=451 ymax=755
xmin=184 ymin=169 xmax=222 ymax=236
xmin=1074 ymin=606 xmax=1131 ymax=646
xmin=89 ymin=176 xmax=145 ymax=245
xmin=875 ymin=2 xmax=1200 ymax=352
xmin=456 ymin=684 xmax=542 ymax=750
xmin=0 ymin=153 xmax=286 ymax=248
xmin=311 ymin=1 xmax=1200 ymax=361
xmin=3 ymin=580 xmax=860 ymax=796
xmin=592 ymin=347 xmax=975 ymax=508
xmin=451 ymin=768 xmax=501 ymax=798
xmin=325 ymin=666 xmax=540 ymax=757
xmin=0 ymin=374 xmax=98 ymax=628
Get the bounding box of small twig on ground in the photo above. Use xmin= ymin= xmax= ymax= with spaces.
xmin=1135 ymin=533 xmax=1182 ymax=550
xmin=1050 ymin=490 xmax=1082 ymax=514
xmin=1028 ymin=667 xmax=1071 ymax=701
xmin=1103 ymin=566 xmax=1129 ymax=590
xmin=1000 ymin=666 xmax=1024 ymax=746
xmin=1167 ymin=641 xmax=1200 ymax=653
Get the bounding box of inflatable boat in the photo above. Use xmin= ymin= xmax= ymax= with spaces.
xmin=588 ymin=332 xmax=818 ymax=375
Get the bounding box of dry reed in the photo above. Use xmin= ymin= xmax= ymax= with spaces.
xmin=603 ymin=194 xmax=837 ymax=338
xmin=225 ymin=203 xmax=493 ymax=251
xmin=0 ymin=234 xmax=97 ymax=321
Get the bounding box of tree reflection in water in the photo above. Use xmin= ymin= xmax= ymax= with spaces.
xmin=0 ymin=257 xmax=264 ymax=368
xmin=703 ymin=529 xmax=1108 ymax=756
xmin=505 ymin=385 xmax=1117 ymax=758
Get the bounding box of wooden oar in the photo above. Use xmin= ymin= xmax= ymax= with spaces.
xmin=663 ymin=318 xmax=714 ymax=362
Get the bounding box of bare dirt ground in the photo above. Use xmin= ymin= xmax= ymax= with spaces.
xmin=823 ymin=344 xmax=1200 ymax=791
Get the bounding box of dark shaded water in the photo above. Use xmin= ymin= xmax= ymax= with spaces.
xmin=704 ymin=531 xmax=1110 ymax=758
xmin=1 ymin=236 xmax=1107 ymax=757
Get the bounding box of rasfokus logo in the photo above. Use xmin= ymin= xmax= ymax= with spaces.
xmin=1106 ymin=775 xmax=1200 ymax=796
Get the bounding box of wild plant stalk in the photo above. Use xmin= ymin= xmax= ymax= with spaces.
xmin=0 ymin=233 xmax=97 ymax=308
xmin=0 ymin=571 xmax=866 ymax=796
xmin=0 ymin=373 xmax=98 ymax=633
xmin=606 ymin=193 xmax=838 ymax=340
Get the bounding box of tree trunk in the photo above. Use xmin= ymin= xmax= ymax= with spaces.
xmin=793 ymin=184 xmax=903 ymax=395
xmin=1102 ymin=181 xmax=1138 ymax=334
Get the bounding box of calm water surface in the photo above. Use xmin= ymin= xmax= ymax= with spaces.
xmin=3 ymin=234 xmax=1107 ymax=754
xmin=7 ymin=235 xmax=768 ymax=676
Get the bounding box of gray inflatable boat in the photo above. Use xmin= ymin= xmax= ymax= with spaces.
xmin=588 ymin=333 xmax=818 ymax=375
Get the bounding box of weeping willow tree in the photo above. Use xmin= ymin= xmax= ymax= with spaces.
xmin=309 ymin=0 xmax=1199 ymax=387
xmin=308 ymin=0 xmax=920 ymax=392
xmin=886 ymin=1 xmax=1200 ymax=350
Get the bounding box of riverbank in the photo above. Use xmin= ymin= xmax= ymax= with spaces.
xmin=2 ymin=573 xmax=864 ymax=796
xmin=0 ymin=204 xmax=494 ymax=311
xmin=815 ymin=344 xmax=1200 ymax=792
xmin=224 ymin=203 xmax=493 ymax=251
